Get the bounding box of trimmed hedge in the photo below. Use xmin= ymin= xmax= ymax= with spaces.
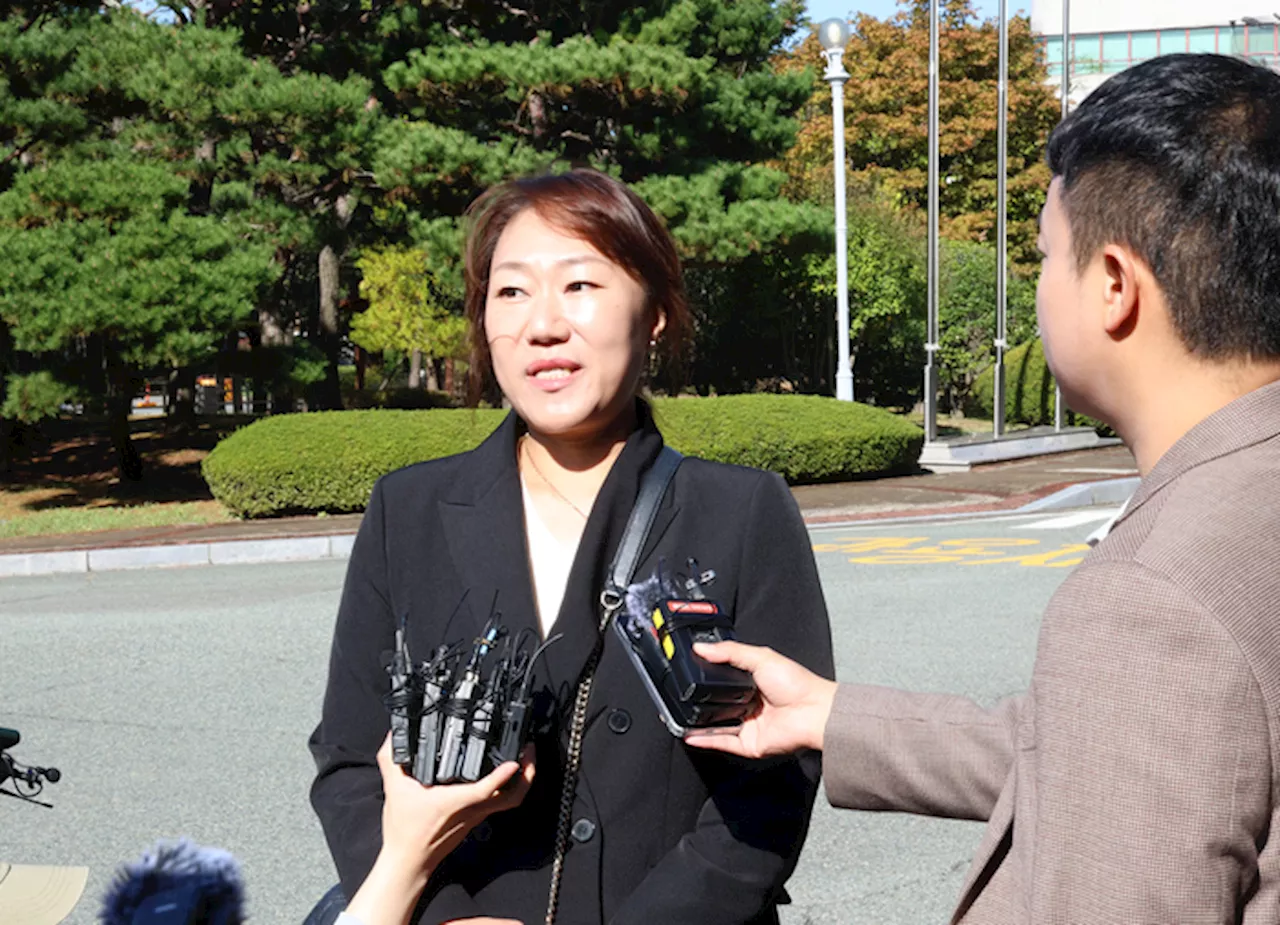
xmin=202 ymin=395 xmax=924 ymax=518
xmin=651 ymin=395 xmax=922 ymax=484
xmin=967 ymin=339 xmax=1109 ymax=432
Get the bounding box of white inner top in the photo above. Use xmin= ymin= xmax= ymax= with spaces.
xmin=521 ymin=478 xmax=581 ymax=638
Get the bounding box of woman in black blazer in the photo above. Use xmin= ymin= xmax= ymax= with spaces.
xmin=308 ymin=170 xmax=835 ymax=925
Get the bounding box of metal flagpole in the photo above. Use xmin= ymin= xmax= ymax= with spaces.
xmin=1054 ymin=0 xmax=1069 ymax=431
xmin=994 ymin=0 xmax=1008 ymax=438
xmin=923 ymin=0 xmax=940 ymax=443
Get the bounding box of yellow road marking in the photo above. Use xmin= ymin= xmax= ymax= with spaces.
xmin=812 ymin=536 xmax=1090 ymax=568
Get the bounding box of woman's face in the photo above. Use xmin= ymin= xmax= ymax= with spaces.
xmin=484 ymin=208 xmax=664 ymax=441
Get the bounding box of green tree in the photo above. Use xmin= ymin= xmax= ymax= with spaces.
xmin=0 ymin=158 xmax=277 ymax=477
xmin=1 ymin=0 xmax=847 ymax=447
xmin=100 ymin=14 xmax=378 ymax=411
xmin=765 ymin=191 xmax=1036 ymax=410
xmin=130 ymin=1 xmax=832 ymax=402
xmin=352 ymin=246 xmax=467 ymax=389
xmin=0 ymin=5 xmax=377 ymax=470
xmin=936 ymin=238 xmax=1038 ymax=410
xmin=804 ymin=191 xmax=928 ymax=405
xmin=363 ymin=2 xmax=827 ymax=291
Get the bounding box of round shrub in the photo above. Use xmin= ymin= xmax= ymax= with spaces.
xmin=202 ymin=408 xmax=506 ymax=518
xmin=967 ymin=338 xmax=1109 ymax=432
xmin=202 ymin=395 xmax=924 ymax=518
xmin=651 ymin=395 xmax=922 ymax=484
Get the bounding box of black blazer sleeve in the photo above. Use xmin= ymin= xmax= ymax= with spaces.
xmin=306 ymin=479 xmax=484 ymax=919
xmin=609 ymin=472 xmax=835 ymax=925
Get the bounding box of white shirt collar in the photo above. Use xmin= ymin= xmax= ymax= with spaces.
xmin=1086 ymin=497 xmax=1131 ymax=547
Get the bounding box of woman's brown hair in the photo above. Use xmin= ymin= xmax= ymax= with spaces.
xmin=462 ymin=169 xmax=692 ymax=405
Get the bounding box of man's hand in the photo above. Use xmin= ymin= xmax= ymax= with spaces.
xmin=683 ymin=641 xmax=837 ymax=758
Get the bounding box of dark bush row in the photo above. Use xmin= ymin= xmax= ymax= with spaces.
xmin=202 ymin=394 xmax=924 ymax=518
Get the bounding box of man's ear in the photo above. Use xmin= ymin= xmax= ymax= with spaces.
xmin=1100 ymin=244 xmax=1141 ymax=336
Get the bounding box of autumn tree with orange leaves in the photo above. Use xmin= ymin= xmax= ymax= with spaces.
xmin=776 ymin=0 xmax=1059 ymax=266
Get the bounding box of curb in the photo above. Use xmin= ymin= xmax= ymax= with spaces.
xmin=800 ymin=476 xmax=1140 ymax=529
xmin=0 ymin=534 xmax=356 ymax=579
xmin=1013 ymin=476 xmax=1140 ymax=513
xmin=806 ymin=477 xmax=1138 ymax=530
xmin=0 ymin=478 xmax=1141 ymax=580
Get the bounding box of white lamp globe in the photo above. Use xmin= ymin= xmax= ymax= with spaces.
xmin=816 ymin=17 xmax=851 ymax=51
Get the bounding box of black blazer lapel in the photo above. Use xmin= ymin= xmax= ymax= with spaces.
xmin=438 ymin=412 xmax=540 ymax=649
xmin=437 ymin=402 xmax=680 ymax=717
xmin=539 ymin=402 xmax=677 ymax=706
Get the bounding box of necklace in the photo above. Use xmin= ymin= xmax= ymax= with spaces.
xmin=521 ymin=437 xmax=590 ymax=521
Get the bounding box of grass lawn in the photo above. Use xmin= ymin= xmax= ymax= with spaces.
xmin=0 ymin=489 xmax=232 ymax=539
xmin=0 ymin=417 xmax=240 ymax=540
xmin=1 ymin=400 xmax=955 ymax=540
xmin=900 ymin=409 xmax=1029 ymax=437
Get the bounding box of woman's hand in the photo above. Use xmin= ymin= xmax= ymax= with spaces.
xmin=345 ymin=736 xmax=535 ymax=925
xmin=377 ymin=735 xmax=534 ymax=874
xmin=683 ymin=641 xmax=837 ymax=759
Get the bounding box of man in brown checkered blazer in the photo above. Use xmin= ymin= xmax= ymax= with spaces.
xmin=688 ymin=53 xmax=1280 ymax=922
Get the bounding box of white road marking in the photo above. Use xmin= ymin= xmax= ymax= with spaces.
xmin=1054 ymin=467 xmax=1138 ymax=475
xmin=1015 ymin=508 xmax=1122 ymax=531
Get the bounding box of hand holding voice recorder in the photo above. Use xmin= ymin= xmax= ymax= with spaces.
xmin=615 ymin=564 xmax=757 ymax=736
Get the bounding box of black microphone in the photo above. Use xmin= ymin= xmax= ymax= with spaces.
xmin=100 ymin=838 xmax=245 ymax=925
xmin=16 ymin=763 xmax=60 ymax=785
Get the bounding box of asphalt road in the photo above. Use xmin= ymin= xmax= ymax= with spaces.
xmin=0 ymin=506 xmax=1117 ymax=925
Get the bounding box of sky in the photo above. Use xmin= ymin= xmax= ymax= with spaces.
xmin=805 ymin=0 xmax=1018 ymax=24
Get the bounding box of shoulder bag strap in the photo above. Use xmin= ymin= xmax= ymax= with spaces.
xmin=545 ymin=444 xmax=682 ymax=925
xmin=607 ymin=445 xmax=683 ymax=599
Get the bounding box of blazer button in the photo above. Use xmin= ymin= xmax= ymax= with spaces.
xmin=570 ymin=818 xmax=596 ymax=844
xmin=607 ymin=708 xmax=632 ymax=734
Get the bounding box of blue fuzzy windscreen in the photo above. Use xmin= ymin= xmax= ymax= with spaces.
xmin=622 ymin=565 xmax=682 ymax=636
xmin=99 ymin=837 xmax=245 ymax=924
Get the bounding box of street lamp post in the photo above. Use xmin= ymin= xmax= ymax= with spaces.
xmin=923 ymin=0 xmax=940 ymax=443
xmin=818 ymin=18 xmax=855 ymax=402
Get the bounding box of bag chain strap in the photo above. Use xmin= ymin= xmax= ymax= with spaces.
xmin=542 ymin=447 xmax=680 ymax=924
xmin=544 ymin=592 xmax=622 ymax=925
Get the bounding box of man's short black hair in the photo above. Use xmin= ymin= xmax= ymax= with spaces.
xmin=1047 ymin=54 xmax=1280 ymax=359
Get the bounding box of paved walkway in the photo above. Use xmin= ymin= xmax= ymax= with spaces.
xmin=792 ymin=443 xmax=1137 ymax=522
xmin=0 ymin=445 xmax=1139 ymax=576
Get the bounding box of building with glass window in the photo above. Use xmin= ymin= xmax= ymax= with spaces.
xmin=1031 ymin=1 xmax=1280 ymax=101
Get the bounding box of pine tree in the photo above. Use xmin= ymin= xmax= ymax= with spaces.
xmin=365 ymin=1 xmax=825 ymax=274
xmin=2 ymin=0 xmax=836 ymax=461
xmin=0 ymin=10 xmax=336 ymax=472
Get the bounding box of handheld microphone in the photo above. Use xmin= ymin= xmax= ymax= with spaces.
xmin=462 ymin=659 xmax=501 ymax=782
xmin=492 ymin=633 xmax=562 ymax=765
xmin=412 ymin=645 xmax=454 ymax=786
xmin=438 ymin=622 xmax=503 ymax=783
xmin=389 ymin=615 xmax=415 ymax=767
